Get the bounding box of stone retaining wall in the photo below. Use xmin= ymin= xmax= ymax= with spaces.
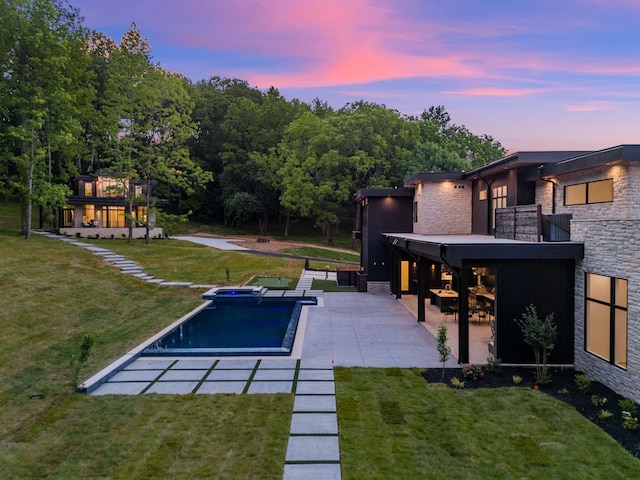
xmin=59 ymin=227 xmax=164 ymax=239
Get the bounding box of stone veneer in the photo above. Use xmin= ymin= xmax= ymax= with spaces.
xmin=536 ymin=163 xmax=640 ymax=218
xmin=535 ymin=162 xmax=640 ymax=402
xmin=366 ymin=281 xmax=391 ymax=293
xmin=413 ymin=180 xmax=472 ymax=235
xmin=572 ymin=219 xmax=640 ymax=403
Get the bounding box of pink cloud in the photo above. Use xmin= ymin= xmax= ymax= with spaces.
xmin=565 ymin=102 xmax=617 ymax=112
xmin=75 ymin=0 xmax=640 ymax=93
xmin=177 ymin=0 xmax=486 ymax=88
xmin=442 ymin=88 xmax=544 ymax=97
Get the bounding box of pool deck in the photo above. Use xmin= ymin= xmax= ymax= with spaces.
xmin=35 ymin=232 xmax=441 ymax=480
xmin=86 ymin=283 xmax=440 ymax=480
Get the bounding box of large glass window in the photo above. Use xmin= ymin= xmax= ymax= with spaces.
xmin=565 ymin=179 xmax=613 ymax=205
xmin=82 ymin=204 xmax=95 ymax=225
xmin=491 ymin=185 xmax=507 ymax=229
xmin=134 ymin=206 xmax=148 ymax=225
xmin=105 ymin=206 xmax=126 ymax=227
xmin=62 ymin=207 xmax=74 ymax=227
xmin=99 ymin=177 xmax=124 ymax=198
xmin=585 ymin=273 xmax=627 ymax=369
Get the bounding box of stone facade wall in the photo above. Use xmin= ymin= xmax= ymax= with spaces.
xmin=542 ymin=163 xmax=639 ymax=220
xmin=366 ymin=281 xmax=390 ymax=293
xmin=413 ymin=180 xmax=472 ymax=235
xmin=535 ymin=162 xmax=640 ymax=402
xmin=535 ymin=181 xmax=553 ymax=215
xmin=572 ymin=219 xmax=640 ymax=403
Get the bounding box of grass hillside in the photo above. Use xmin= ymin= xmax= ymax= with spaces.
xmin=0 ymin=202 xmax=638 ymax=478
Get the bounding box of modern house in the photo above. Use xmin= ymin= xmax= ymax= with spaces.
xmin=58 ymin=174 xmax=163 ymax=239
xmin=356 ymin=144 xmax=640 ymax=403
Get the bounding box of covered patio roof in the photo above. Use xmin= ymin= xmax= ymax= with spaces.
xmin=382 ymin=233 xmax=584 ymax=266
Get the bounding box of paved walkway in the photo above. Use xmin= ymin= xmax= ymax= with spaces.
xmin=34 ymin=231 xmax=440 ymax=480
xmin=170 ymin=235 xmax=250 ymax=250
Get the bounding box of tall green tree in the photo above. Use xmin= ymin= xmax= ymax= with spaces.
xmin=186 ymin=77 xmax=264 ymax=220
xmin=220 ymin=87 xmax=307 ymax=234
xmin=332 ymin=101 xmax=418 ymax=246
xmin=97 ymin=24 xmax=211 ymax=242
xmin=411 ymin=106 xmax=506 ymax=172
xmin=278 ymin=112 xmax=350 ymax=244
xmin=1 ymin=0 xmax=93 ymax=237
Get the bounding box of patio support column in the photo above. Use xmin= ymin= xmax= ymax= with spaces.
xmin=417 ymin=258 xmax=426 ymax=322
xmin=458 ymin=268 xmax=471 ymax=363
xmin=393 ymin=250 xmax=401 ymax=299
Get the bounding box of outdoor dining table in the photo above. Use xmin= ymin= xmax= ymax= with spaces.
xmin=429 ymin=288 xmax=458 ymax=312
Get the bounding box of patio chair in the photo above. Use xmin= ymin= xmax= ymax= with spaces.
xmin=443 ymin=301 xmax=457 ymax=323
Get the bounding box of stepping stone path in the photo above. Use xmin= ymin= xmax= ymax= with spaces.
xmin=32 ymin=231 xmax=205 ymax=288
xmin=285 ymin=361 xmax=340 ymax=480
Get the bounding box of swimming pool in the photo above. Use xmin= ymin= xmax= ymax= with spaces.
xmin=142 ymin=295 xmax=317 ymax=356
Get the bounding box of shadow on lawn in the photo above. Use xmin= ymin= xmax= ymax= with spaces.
xmin=424 ymin=366 xmax=640 ymax=459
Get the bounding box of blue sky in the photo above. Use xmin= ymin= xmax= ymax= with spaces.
xmin=71 ymin=0 xmax=640 ymax=153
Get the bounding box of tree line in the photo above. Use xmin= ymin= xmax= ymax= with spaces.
xmin=0 ymin=0 xmax=506 ymax=242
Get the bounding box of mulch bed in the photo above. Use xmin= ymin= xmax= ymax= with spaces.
xmin=423 ymin=366 xmax=640 ymax=458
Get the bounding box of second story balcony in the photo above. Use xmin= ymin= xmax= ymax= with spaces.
xmin=495 ymin=205 xmax=572 ymax=242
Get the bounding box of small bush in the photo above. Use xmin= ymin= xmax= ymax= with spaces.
xmin=622 ymin=411 xmax=639 ymax=431
xmin=512 ymin=375 xmax=522 ymax=385
xmin=69 ymin=333 xmax=95 ymax=392
xmin=436 ymin=323 xmax=451 ymax=381
xmin=515 ymin=304 xmax=557 ymax=384
xmin=462 ymin=364 xmax=484 ymax=380
xmin=598 ymin=409 xmax=613 ymax=420
xmin=557 ymin=388 xmax=569 ymax=395
xmin=619 ymin=398 xmax=637 ymax=415
xmin=450 ymin=377 xmax=465 ymax=389
xmin=484 ymin=356 xmax=502 ymax=374
xmin=591 ymin=395 xmax=607 ymax=407
xmin=575 ymin=374 xmax=592 ymax=394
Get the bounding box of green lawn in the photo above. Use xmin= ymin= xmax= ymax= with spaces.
xmin=247 ymin=276 xmax=297 ymax=289
xmin=336 ymin=368 xmax=640 ymax=479
xmin=0 ymin=222 xmax=292 ymax=479
xmin=312 ymin=278 xmax=357 ymax=292
xmin=1 ymin=202 xmax=638 ymax=478
xmin=84 ymin=237 xmax=305 ymax=285
xmin=282 ymin=246 xmax=360 ymax=263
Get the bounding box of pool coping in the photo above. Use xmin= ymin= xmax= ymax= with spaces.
xmin=78 ymin=295 xmax=323 ymax=394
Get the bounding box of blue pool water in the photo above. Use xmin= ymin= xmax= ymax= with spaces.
xmin=142 ymin=296 xmax=316 ymax=356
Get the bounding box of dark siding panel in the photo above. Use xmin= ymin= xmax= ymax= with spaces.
xmin=495 ymin=259 xmax=575 ymax=364
xmin=363 ymin=196 xmax=413 ymax=281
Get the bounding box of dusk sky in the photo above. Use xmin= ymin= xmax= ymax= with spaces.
xmin=72 ymin=0 xmax=640 ymax=153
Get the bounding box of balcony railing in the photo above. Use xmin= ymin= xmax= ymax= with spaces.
xmin=495 ymin=205 xmax=572 ymax=242
xmin=541 ymin=214 xmax=572 ymax=242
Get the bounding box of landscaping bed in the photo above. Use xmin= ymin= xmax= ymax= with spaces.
xmin=424 ymin=366 xmax=640 ymax=458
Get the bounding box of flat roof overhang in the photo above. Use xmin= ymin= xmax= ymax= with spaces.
xmin=382 ymin=233 xmax=584 ymax=267
xmin=355 ymin=187 xmax=414 ymax=201
xmin=540 ymin=145 xmax=640 ymax=178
